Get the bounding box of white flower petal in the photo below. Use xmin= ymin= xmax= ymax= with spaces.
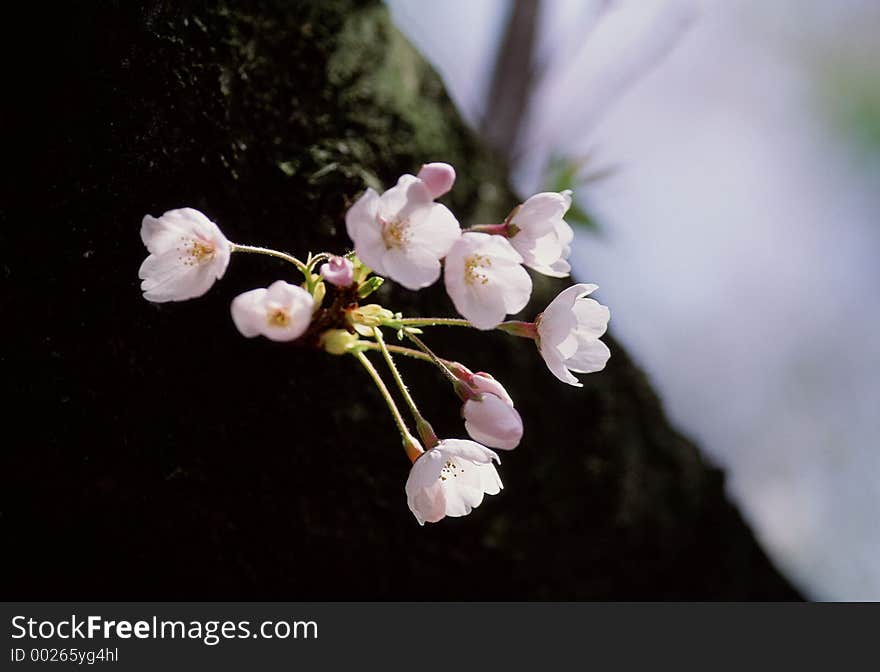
xmin=138 ymin=208 xmax=230 ymax=302
xmin=524 ymin=231 xmax=565 ymax=267
xmin=508 ymin=192 xmax=573 ymax=278
xmin=444 ymin=233 xmax=530 ymax=330
xmin=537 ymin=309 xmax=577 ymax=352
xmin=476 ymin=232 xmax=525 ymax=264
xmin=515 ymin=192 xmax=569 ymax=231
xmin=345 ymin=176 xmax=461 ymax=289
xmin=541 ymin=343 xmax=582 ymax=387
xmin=539 ymin=283 xmax=596 ymax=332
xmin=382 ymin=242 xmax=443 ymax=290
xmin=438 ymin=438 xmax=500 ymax=464
xmin=404 ymin=439 xmax=502 ymax=525
xmin=409 ymin=203 xmax=461 ymax=257
xmin=572 ymin=297 xmax=611 ymax=338
xmin=407 ymin=451 xmax=444 ymax=487
xmin=442 ymin=484 xmax=476 ymax=517
xmin=555 ymin=218 xmax=574 ymax=247
xmin=535 ymin=283 xmax=608 ymax=386
xmin=448 ymin=463 xmax=495 ymax=514
xmin=485 ymin=260 xmax=532 ymax=315
xmin=405 ymin=452 xmax=450 ymax=525
xmin=140 ymin=215 xmax=184 ymax=256
xmin=378 ymin=174 xmax=432 ymax=217
xmin=556 ymin=330 xmax=580 ymax=360
xmin=479 ymin=463 xmax=504 ymax=496
xmin=230 ymin=288 xmax=268 ymax=337
xmin=448 ymin=279 xmax=507 ymax=330
xmin=230 ymin=281 xmax=314 ymax=342
xmin=345 ymin=188 xmax=388 ymax=274
xmin=566 ymin=336 xmax=611 ymax=374
xmin=547 ymin=258 xmax=572 ymax=277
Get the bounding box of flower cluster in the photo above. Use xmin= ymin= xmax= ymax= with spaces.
xmin=138 ymin=162 xmax=610 ymax=525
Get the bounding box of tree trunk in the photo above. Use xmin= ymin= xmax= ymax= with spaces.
xmin=5 ymin=0 xmax=798 ymax=599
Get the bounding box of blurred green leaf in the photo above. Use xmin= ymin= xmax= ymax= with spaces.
xmin=566 ymin=200 xmax=596 ymax=231
xmin=545 ymin=155 xmax=600 ymax=233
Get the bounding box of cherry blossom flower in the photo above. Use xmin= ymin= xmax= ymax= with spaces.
xmin=444 ymin=232 xmax=532 ymax=330
xmin=405 ymin=439 xmax=502 ymax=525
xmin=416 ymin=162 xmax=456 ymax=199
xmin=320 ymin=255 xmax=355 ymax=287
xmin=345 ymin=174 xmax=461 ymax=290
xmin=139 ymin=208 xmax=231 ymax=302
xmin=231 ymin=280 xmax=314 ymax=342
xmin=461 ymin=373 xmax=523 ymax=450
xmin=536 ymin=283 xmax=611 ymax=386
xmin=506 ymin=191 xmax=574 ymax=278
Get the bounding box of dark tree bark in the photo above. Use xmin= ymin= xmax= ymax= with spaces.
xmin=481 ymin=0 xmax=540 ymax=165
xmin=3 ymin=1 xmax=798 ymax=599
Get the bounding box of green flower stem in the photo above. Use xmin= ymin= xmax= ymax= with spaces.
xmin=352 ymin=350 xmax=419 ymax=453
xmin=306 ymin=252 xmax=330 ymax=272
xmin=230 ymin=242 xmax=310 ymax=276
xmin=404 ymin=331 xmax=461 ymax=386
xmin=373 ymin=328 xmax=438 ymax=448
xmin=359 ymin=342 xmax=434 ymax=364
xmin=398 ymin=317 xmax=475 ymax=328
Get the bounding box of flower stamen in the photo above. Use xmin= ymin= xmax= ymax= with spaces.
xmin=178 ymin=236 xmax=217 ymax=266
xmin=440 ymin=459 xmax=462 ymax=481
xmin=381 ymin=217 xmax=410 ymax=249
xmin=463 ymin=254 xmax=491 ymax=286
xmin=266 ymin=307 xmax=291 ymax=327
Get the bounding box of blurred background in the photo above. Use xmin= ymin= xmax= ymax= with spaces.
xmin=386 ymin=0 xmax=880 ymax=600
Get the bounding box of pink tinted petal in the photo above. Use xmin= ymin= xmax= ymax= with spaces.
xmin=320 ymin=256 xmax=355 ymax=287
xmin=417 ymin=162 xmax=456 ymax=199
xmin=470 ymin=373 xmax=513 ymax=406
xmin=463 ymin=395 xmax=523 ymax=450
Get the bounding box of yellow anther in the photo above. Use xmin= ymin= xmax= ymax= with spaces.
xmin=267 ymin=308 xmax=291 ymax=327
xmin=464 ymin=254 xmax=491 ymax=286
xmin=382 ymin=219 xmax=410 ymax=249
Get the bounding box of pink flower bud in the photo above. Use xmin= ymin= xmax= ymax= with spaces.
xmin=469 ymin=372 xmax=514 ymax=406
xmin=320 ymin=255 xmax=355 ymax=287
xmin=417 ymin=162 xmax=456 ymax=199
xmin=461 ymin=372 xmax=522 ymax=450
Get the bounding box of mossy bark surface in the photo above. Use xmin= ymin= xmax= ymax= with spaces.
xmin=5 ymin=1 xmax=798 ymax=599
